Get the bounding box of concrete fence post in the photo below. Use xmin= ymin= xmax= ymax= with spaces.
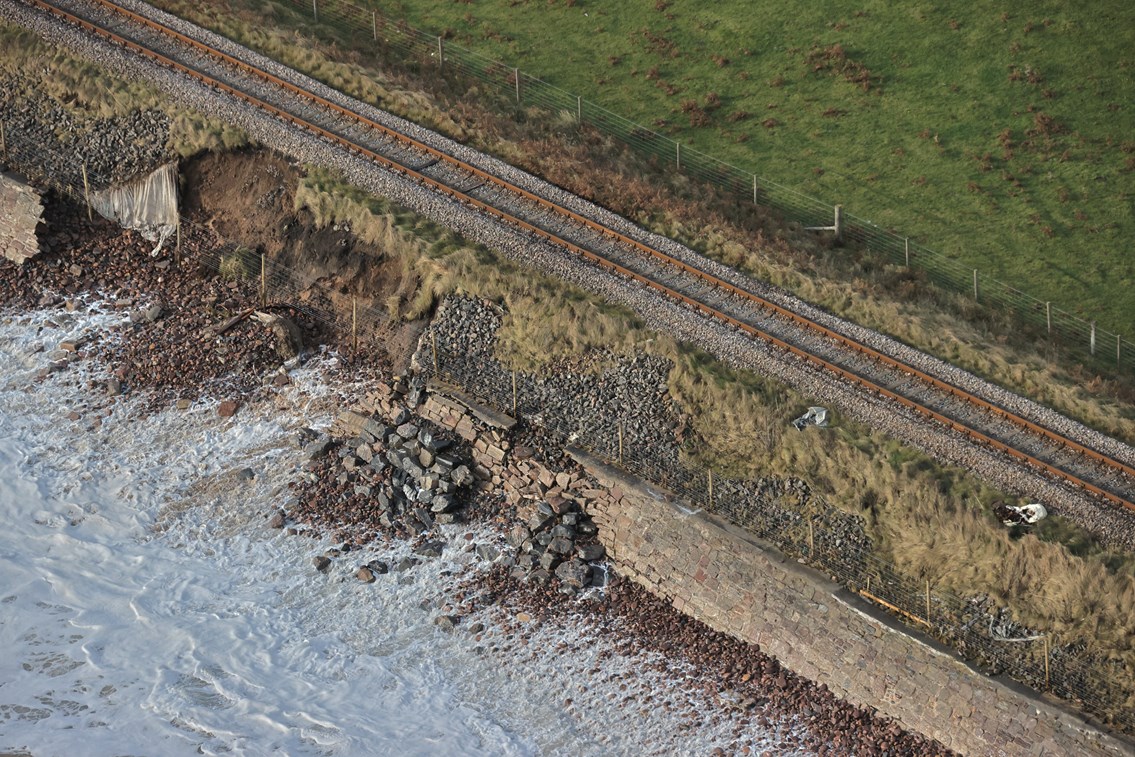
xmin=1046 ymin=301 xmax=1052 ymax=334
xmin=904 ymin=238 xmax=910 ymax=268
xmin=514 ymin=68 xmax=520 ymax=103
xmin=372 ymin=12 xmax=377 ymax=41
xmin=438 ymin=36 xmax=444 ymax=67
xmin=752 ymin=174 xmax=758 ymax=205
xmin=973 ymin=269 xmax=979 ymax=301
xmin=676 ymin=141 xmax=681 ymax=170
xmin=577 ymin=95 xmax=582 ymax=124
xmin=1090 ymin=321 xmax=1096 ymax=356
xmin=833 ymin=204 xmax=844 ymax=244
xmin=312 ymin=0 xmax=318 ymax=23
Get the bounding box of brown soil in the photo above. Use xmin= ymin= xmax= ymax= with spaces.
xmin=180 ymin=148 xmax=426 ymax=371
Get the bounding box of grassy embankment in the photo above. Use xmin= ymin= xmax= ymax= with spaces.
xmin=6 ymin=8 xmax=1135 ymax=701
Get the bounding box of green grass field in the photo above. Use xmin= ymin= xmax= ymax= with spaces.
xmin=378 ymin=0 xmax=1135 ymax=329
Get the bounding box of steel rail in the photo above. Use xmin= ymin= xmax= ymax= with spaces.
xmin=30 ymin=0 xmax=1135 ymax=512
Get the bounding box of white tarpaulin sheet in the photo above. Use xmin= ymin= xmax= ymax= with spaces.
xmin=90 ymin=162 xmax=178 ymax=255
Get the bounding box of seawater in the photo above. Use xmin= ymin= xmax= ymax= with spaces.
xmin=0 ymin=301 xmax=795 ymax=756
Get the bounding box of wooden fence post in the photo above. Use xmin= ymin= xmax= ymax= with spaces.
xmin=618 ymin=421 xmax=624 ymax=464
xmin=808 ymin=518 xmax=814 ymax=554
xmin=438 ymin=36 xmax=444 ymax=67
xmin=260 ymin=253 xmax=266 ymax=306
xmin=312 ymin=0 xmax=318 ymax=22
xmin=372 ymin=12 xmax=377 ymax=41
xmin=752 ymin=174 xmax=758 ymax=205
xmin=577 ymin=95 xmax=582 ymax=124
xmin=514 ymin=68 xmax=520 ymax=103
xmin=1090 ymin=321 xmax=1096 ymax=356
xmin=1118 ymin=334 xmax=1122 ymax=368
xmin=1046 ymin=301 xmax=1052 ymax=334
xmin=833 ymin=204 xmax=844 ymax=244
xmin=511 ymin=370 xmax=517 ymax=415
xmin=0 ymin=120 xmax=6 ymax=161
xmin=352 ymin=296 xmax=358 ymax=352
xmin=80 ymin=162 xmax=92 ymax=221
xmin=925 ymin=579 xmax=931 ymax=624
xmin=1043 ymin=635 xmax=1050 ymax=690
xmin=708 ymin=469 xmax=713 ymax=508
xmin=904 ymin=238 xmax=910 ymax=268
xmin=973 ymin=269 xmax=979 ymax=301
xmin=431 ymin=330 xmax=438 ymax=373
xmin=676 ymin=141 xmax=681 ymax=170
xmin=175 ymin=221 xmax=181 ymax=266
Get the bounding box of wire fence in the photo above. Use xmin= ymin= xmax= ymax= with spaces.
xmin=420 ymin=334 xmax=1135 ymax=736
xmin=3 ymin=92 xmax=1132 ymax=739
xmin=277 ymin=0 xmax=1131 ymax=376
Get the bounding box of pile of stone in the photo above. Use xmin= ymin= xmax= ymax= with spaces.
xmin=504 ymin=491 xmax=607 ymax=595
xmin=325 ymin=378 xmax=476 ymax=535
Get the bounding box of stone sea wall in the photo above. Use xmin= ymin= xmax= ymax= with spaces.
xmin=407 ymin=384 xmax=1131 ymax=756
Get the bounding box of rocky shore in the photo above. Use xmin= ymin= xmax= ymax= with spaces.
xmin=0 ymin=193 xmax=950 ymax=755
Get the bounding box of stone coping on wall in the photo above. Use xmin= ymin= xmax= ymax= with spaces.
xmin=565 ymin=446 xmax=1134 ymax=756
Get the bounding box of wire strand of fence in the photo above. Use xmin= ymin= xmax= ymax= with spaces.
xmin=281 ymin=0 xmax=1131 ymax=375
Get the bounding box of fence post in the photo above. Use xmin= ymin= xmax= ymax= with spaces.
xmin=0 ymin=120 xmax=6 ymax=161
xmin=438 ymin=36 xmax=444 ymax=67
xmin=808 ymin=518 xmax=814 ymax=554
xmin=833 ymin=204 xmax=844 ymax=244
xmin=752 ymin=174 xmax=758 ymax=205
xmin=80 ymin=161 xmax=92 ymax=221
xmin=1090 ymin=321 xmax=1096 ymax=356
xmin=925 ymin=579 xmax=931 ymax=625
xmin=904 ymin=238 xmax=910 ymax=268
xmin=618 ymin=421 xmax=624 ymax=464
xmin=260 ymin=252 xmax=266 ymax=306
xmin=675 ymin=141 xmax=681 ymax=170
xmin=577 ymin=95 xmax=582 ymax=124
xmin=1043 ymin=635 xmax=1050 ymax=690
xmin=1046 ymin=302 xmax=1052 ymax=334
xmin=372 ymin=12 xmax=377 ymax=41
xmin=431 ymin=329 xmax=438 ymax=373
xmin=973 ymin=269 xmax=979 ymax=301
xmin=175 ymin=220 xmax=181 ymax=266
xmin=708 ymin=469 xmax=713 ymax=508
xmin=1118 ymin=334 xmax=1122 ymax=368
xmin=312 ymin=0 xmax=317 ymax=22
xmin=514 ymin=68 xmax=520 ymax=103
xmin=352 ymin=296 xmax=358 ymax=352
xmin=511 ymin=370 xmax=518 ymax=414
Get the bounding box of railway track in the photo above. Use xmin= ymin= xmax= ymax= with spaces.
xmin=22 ymin=0 xmax=1135 ymax=515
